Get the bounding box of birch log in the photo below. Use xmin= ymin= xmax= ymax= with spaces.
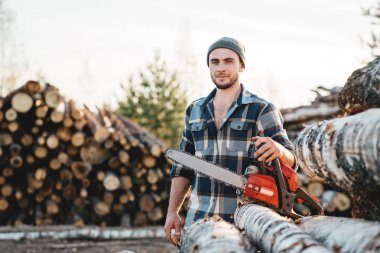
xmin=297 ymin=216 xmax=380 ymax=253
xmin=234 ymin=204 xmax=331 ymax=253
xmin=295 ymin=109 xmax=380 ymax=219
xmin=180 ymin=216 xmax=255 ymax=253
xmin=338 ymin=57 xmax=380 ymax=114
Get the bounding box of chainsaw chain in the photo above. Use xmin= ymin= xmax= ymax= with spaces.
xmin=165 ymin=148 xmax=246 ymax=190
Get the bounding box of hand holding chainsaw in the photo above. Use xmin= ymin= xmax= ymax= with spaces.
xmin=252 ymin=136 xmax=296 ymax=169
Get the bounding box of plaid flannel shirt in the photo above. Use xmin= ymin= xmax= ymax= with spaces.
xmin=170 ymin=85 xmax=296 ymax=227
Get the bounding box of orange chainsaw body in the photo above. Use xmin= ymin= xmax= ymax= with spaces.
xmin=244 ymin=163 xmax=298 ymax=208
xmin=244 ymin=174 xmax=279 ymax=208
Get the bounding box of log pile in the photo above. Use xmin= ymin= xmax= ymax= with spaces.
xmin=0 ymin=81 xmax=170 ymax=226
xmin=182 ymin=204 xmax=380 ymax=253
xmin=280 ymin=86 xmax=343 ymax=142
xmin=280 ymin=87 xmax=353 ymax=217
xmin=295 ymin=57 xmax=380 ymax=221
xmin=233 ymin=204 xmax=380 ymax=253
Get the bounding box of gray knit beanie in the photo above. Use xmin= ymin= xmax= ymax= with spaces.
xmin=207 ymin=37 xmax=246 ymax=67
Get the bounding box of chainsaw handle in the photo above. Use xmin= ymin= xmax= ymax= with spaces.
xmin=295 ymin=187 xmax=324 ymax=215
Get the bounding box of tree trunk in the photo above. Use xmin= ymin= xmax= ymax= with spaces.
xmin=297 ymin=216 xmax=380 ymax=253
xmin=295 ymin=109 xmax=380 ymax=220
xmin=180 ymin=216 xmax=255 ymax=253
xmin=234 ymin=204 xmax=331 ymax=253
xmin=338 ymin=57 xmax=380 ymax=114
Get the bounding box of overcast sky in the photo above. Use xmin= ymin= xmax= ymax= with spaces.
xmin=5 ymin=0 xmax=376 ymax=109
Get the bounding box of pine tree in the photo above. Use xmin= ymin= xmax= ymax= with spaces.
xmin=118 ymin=53 xmax=187 ymax=147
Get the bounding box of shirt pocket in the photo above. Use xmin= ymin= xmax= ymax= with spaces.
xmin=191 ymin=121 xmax=209 ymax=151
xmin=227 ymin=121 xmax=253 ymax=152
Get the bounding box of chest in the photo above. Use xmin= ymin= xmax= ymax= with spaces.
xmin=213 ymin=105 xmax=229 ymax=129
xmin=213 ymin=101 xmax=234 ymax=129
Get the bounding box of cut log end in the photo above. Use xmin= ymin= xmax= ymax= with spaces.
xmin=11 ymin=92 xmax=34 ymax=113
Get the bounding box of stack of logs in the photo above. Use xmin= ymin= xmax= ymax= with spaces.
xmin=0 ymin=81 xmax=170 ymax=226
xmin=295 ymin=57 xmax=380 ymax=221
xmin=280 ymin=87 xmax=352 ymax=217
xmin=179 ymin=57 xmax=380 ymax=253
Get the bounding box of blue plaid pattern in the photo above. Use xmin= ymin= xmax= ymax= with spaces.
xmin=170 ymin=85 xmax=295 ymax=227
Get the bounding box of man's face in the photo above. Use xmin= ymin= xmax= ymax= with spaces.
xmin=209 ymin=48 xmax=244 ymax=90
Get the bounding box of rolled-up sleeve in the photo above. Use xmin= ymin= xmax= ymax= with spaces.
xmin=257 ymin=103 xmax=298 ymax=170
xmin=170 ymin=105 xmax=195 ymax=181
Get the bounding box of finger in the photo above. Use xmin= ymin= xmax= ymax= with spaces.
xmin=264 ymin=152 xmax=278 ymax=163
xmin=254 ymin=143 xmax=271 ymax=158
xmin=173 ymin=219 xmax=182 ymax=246
xmin=254 ymin=137 xmax=270 ymax=148
xmin=171 ymin=228 xmax=179 ymax=246
xmin=174 ymin=219 xmax=182 ymax=236
xmin=257 ymin=148 xmax=274 ymax=162
xmin=165 ymin=223 xmax=176 ymax=245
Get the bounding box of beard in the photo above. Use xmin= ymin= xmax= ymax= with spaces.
xmin=211 ymin=73 xmax=239 ymax=90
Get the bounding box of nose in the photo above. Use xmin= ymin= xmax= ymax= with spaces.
xmin=217 ymin=63 xmax=225 ymax=72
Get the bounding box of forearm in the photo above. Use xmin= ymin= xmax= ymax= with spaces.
xmin=279 ymin=146 xmax=296 ymax=169
xmin=167 ymin=176 xmax=191 ymax=213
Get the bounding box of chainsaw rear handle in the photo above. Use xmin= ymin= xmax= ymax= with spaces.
xmin=272 ymin=154 xmax=323 ymax=217
xmin=295 ymin=187 xmax=324 ymax=215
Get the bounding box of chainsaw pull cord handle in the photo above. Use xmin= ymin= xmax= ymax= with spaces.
xmin=295 ymin=187 xmax=324 ymax=215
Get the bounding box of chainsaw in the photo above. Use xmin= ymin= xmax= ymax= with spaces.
xmin=165 ymin=143 xmax=323 ymax=219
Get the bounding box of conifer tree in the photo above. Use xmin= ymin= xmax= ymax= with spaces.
xmin=118 ymin=53 xmax=187 ymax=147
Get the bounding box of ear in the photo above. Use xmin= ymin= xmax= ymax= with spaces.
xmin=239 ymin=63 xmax=245 ymax=72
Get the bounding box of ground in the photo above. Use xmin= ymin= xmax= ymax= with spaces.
xmin=0 ymin=239 xmax=178 ymax=253
xmin=0 ymin=226 xmax=178 ymax=253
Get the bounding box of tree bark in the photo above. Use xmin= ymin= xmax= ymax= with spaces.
xmin=295 ymin=109 xmax=380 ymax=220
xmin=297 ymin=216 xmax=380 ymax=253
xmin=234 ymin=204 xmax=331 ymax=253
xmin=338 ymin=57 xmax=380 ymax=114
xmin=180 ymin=216 xmax=255 ymax=253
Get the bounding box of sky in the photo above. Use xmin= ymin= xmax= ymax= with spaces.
xmin=3 ymin=0 xmax=377 ymax=109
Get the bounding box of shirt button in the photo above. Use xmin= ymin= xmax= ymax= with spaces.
xmin=237 ymin=125 xmax=241 ymax=129
xmin=196 ymin=127 xmax=199 ymax=130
